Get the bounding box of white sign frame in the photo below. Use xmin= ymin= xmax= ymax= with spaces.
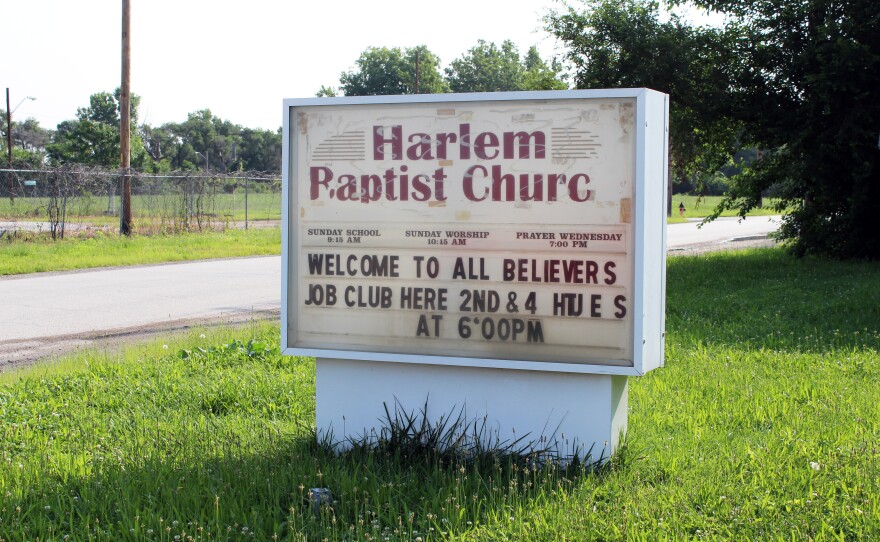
xmin=282 ymin=89 xmax=667 ymax=376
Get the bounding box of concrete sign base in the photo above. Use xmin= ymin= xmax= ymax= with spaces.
xmin=316 ymin=358 xmax=629 ymax=462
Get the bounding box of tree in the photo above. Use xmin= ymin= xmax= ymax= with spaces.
xmin=339 ymin=46 xmax=447 ymax=96
xmin=14 ymin=118 xmax=52 ymax=156
xmin=444 ymin=40 xmax=568 ymax=93
xmin=47 ymin=89 xmax=149 ymax=168
xmin=522 ymin=46 xmax=570 ymax=91
xmin=335 ymin=42 xmax=566 ymax=97
xmin=546 ymin=0 xmax=744 ymax=215
xmin=140 ymin=123 xmax=177 ymax=172
xmin=1 ymin=112 xmax=50 ymax=167
xmin=446 ymin=40 xmax=522 ymax=92
xmin=315 ymin=85 xmax=338 ymax=97
xmin=237 ymin=127 xmax=282 ymax=173
xmin=686 ymin=0 xmax=880 ymax=258
xmin=169 ymin=109 xmax=246 ymax=173
xmin=140 ymin=111 xmax=283 ymax=173
xmin=402 ymin=45 xmax=448 ymax=94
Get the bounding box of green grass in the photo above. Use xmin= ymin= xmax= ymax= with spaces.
xmin=0 ymin=228 xmax=281 ymax=275
xmin=1 ymin=249 xmax=878 ymax=540
xmin=0 ymin=192 xmax=282 ymax=224
xmin=673 ymin=194 xmax=784 ymax=221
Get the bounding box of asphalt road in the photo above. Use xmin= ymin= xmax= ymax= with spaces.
xmin=0 ymin=216 xmax=780 ymax=366
xmin=1 ymin=257 xmax=280 ymax=367
xmin=667 ymin=215 xmax=781 ymax=249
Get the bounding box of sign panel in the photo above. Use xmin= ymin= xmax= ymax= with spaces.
xmin=283 ymin=90 xmax=667 ymax=374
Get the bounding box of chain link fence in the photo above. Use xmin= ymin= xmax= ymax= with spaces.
xmin=0 ymin=166 xmax=282 ymax=239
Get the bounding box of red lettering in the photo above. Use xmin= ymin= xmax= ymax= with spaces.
xmin=436 ymin=132 xmax=457 ymax=160
xmin=548 ymin=173 xmax=564 ymax=202
xmin=360 ymin=174 xmax=381 ymax=203
xmin=568 ymin=173 xmax=592 ymax=202
xmin=373 ymin=125 xmax=402 ymax=160
xmin=503 ymin=131 xmax=546 ymax=159
xmin=491 ymin=165 xmax=516 ymax=201
xmin=520 ymin=173 xmax=544 ymax=201
xmin=432 ymin=167 xmax=448 ymax=201
xmin=407 ymin=133 xmax=434 ymax=160
xmin=310 ymin=166 xmax=333 ymax=200
xmin=474 ymin=132 xmax=500 ymax=159
xmin=463 ymin=165 xmax=488 ymax=201
xmin=460 ymin=124 xmax=471 ymax=160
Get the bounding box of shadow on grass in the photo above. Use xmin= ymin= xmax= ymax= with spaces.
xmin=3 ymin=415 xmax=603 ymax=541
xmin=666 ymin=248 xmax=880 ymax=353
xmin=0 ymin=326 xmax=616 ymax=541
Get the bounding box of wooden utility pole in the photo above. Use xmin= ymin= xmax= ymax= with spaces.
xmin=5 ymin=89 xmax=11 ymax=169
xmin=120 ymin=0 xmax=133 ymax=235
xmin=5 ymin=88 xmax=13 ymax=203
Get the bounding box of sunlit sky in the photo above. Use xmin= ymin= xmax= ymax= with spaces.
xmin=4 ymin=1 xmax=719 ymax=132
xmin=6 ymin=0 xmax=576 ymax=130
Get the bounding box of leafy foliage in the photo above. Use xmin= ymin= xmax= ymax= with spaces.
xmin=546 ymin=0 xmax=743 ymax=213
xmin=548 ymin=0 xmax=880 ymax=258
xmin=338 ymin=41 xmax=567 ymax=97
xmin=141 ymin=111 xmax=281 ymax=173
xmin=445 ymin=40 xmax=568 ymax=92
xmin=340 ymin=46 xmax=448 ymax=96
xmin=46 ymin=89 xmax=148 ymax=169
xmin=1 ymin=113 xmax=50 ymax=167
xmin=690 ymin=0 xmax=880 ymax=259
xmin=521 ymin=45 xmax=570 ymax=91
xmin=237 ymin=126 xmax=283 ymax=173
xmin=445 ymin=40 xmax=528 ymax=92
xmin=43 ymin=91 xmax=281 ymax=175
xmin=315 ymin=85 xmax=338 ymax=98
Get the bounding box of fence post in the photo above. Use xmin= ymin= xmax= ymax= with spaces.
xmin=245 ymin=176 xmax=249 ymax=230
xmin=187 ymin=177 xmax=193 ymax=228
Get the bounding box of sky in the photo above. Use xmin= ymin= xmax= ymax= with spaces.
xmin=4 ymin=0 xmax=573 ymax=132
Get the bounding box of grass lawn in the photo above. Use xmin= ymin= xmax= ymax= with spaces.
xmin=0 ymin=192 xmax=282 ymax=224
xmin=672 ymin=194 xmax=784 ymax=221
xmin=0 ymin=228 xmax=281 ymax=275
xmin=1 ymin=249 xmax=878 ymax=540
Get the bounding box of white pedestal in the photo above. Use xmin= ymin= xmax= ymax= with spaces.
xmin=316 ymin=358 xmax=628 ymax=462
